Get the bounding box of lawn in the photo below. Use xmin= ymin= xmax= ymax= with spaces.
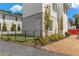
xmin=0 ymin=35 xmax=35 ymax=42
xmin=0 ymin=35 xmax=37 ymax=46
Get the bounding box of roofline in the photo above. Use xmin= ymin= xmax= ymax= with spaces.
xmin=23 ymin=12 xmax=42 ymax=19
xmin=0 ymin=12 xmax=22 ymax=18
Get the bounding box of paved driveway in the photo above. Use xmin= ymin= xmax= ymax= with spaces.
xmin=41 ymin=35 xmax=79 ymax=56
xmin=0 ymin=40 xmax=66 ymax=56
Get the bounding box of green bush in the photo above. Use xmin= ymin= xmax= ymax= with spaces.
xmin=40 ymin=38 xmax=49 ymax=45
xmin=65 ymin=32 xmax=71 ymax=37
xmin=2 ymin=23 xmax=7 ymax=31
xmin=48 ymin=34 xmax=64 ymax=41
xmin=17 ymin=24 xmax=21 ymax=31
xmin=33 ymin=37 xmax=49 ymax=45
xmin=11 ymin=23 xmax=16 ymax=31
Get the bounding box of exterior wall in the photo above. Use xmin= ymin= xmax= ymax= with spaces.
xmin=0 ymin=14 xmax=22 ymax=34
xmin=23 ymin=3 xmax=71 ymax=37
xmin=63 ymin=13 xmax=68 ymax=35
xmin=57 ymin=3 xmax=64 ymax=35
xmin=23 ymin=3 xmax=42 ymax=18
xmin=23 ymin=3 xmax=42 ymax=36
xmin=57 ymin=3 xmax=70 ymax=35
xmin=22 ymin=13 xmax=42 ymax=36
xmin=42 ymin=4 xmax=58 ymax=37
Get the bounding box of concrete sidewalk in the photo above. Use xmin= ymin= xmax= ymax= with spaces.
xmin=41 ymin=35 xmax=79 ymax=56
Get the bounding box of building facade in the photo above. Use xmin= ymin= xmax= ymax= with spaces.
xmin=23 ymin=3 xmax=71 ymax=37
xmin=0 ymin=11 xmax=22 ymax=34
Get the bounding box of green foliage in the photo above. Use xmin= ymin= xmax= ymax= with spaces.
xmin=17 ymin=24 xmax=21 ymax=31
xmin=40 ymin=38 xmax=49 ymax=45
xmin=44 ymin=5 xmax=51 ymax=37
xmin=14 ymin=13 xmax=22 ymax=16
xmin=2 ymin=23 xmax=7 ymax=31
xmin=11 ymin=23 xmax=16 ymax=31
xmin=33 ymin=37 xmax=49 ymax=45
xmin=48 ymin=34 xmax=64 ymax=41
xmin=73 ymin=14 xmax=79 ymax=19
xmin=0 ymin=23 xmax=1 ymax=31
xmin=44 ymin=5 xmax=51 ymax=29
xmin=65 ymin=32 xmax=71 ymax=37
xmin=60 ymin=16 xmax=63 ymax=30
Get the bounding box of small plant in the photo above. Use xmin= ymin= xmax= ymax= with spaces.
xmin=65 ymin=32 xmax=71 ymax=37
xmin=11 ymin=23 xmax=16 ymax=31
xmin=48 ymin=34 xmax=64 ymax=41
xmin=2 ymin=23 xmax=7 ymax=31
xmin=17 ymin=24 xmax=21 ymax=31
xmin=33 ymin=37 xmax=49 ymax=46
xmin=40 ymin=38 xmax=49 ymax=45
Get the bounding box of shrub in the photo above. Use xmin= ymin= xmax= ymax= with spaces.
xmin=40 ymin=38 xmax=49 ymax=45
xmin=2 ymin=23 xmax=7 ymax=31
xmin=48 ymin=34 xmax=64 ymax=41
xmin=65 ymin=32 xmax=71 ymax=37
xmin=17 ymin=24 xmax=21 ymax=31
xmin=33 ymin=37 xmax=49 ymax=45
xmin=11 ymin=23 xmax=16 ymax=31
xmin=33 ymin=37 xmax=40 ymax=45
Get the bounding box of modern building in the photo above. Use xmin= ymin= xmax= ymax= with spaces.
xmin=0 ymin=10 xmax=22 ymax=34
xmin=22 ymin=3 xmax=71 ymax=37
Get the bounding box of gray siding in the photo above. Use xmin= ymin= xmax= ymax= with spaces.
xmin=5 ymin=15 xmax=16 ymax=20
xmin=23 ymin=3 xmax=42 ymax=18
xmin=22 ymin=13 xmax=42 ymax=36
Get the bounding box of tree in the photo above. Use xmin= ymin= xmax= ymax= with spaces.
xmin=44 ymin=5 xmax=51 ymax=38
xmin=2 ymin=23 xmax=7 ymax=31
xmin=68 ymin=18 xmax=75 ymax=26
xmin=73 ymin=14 xmax=79 ymax=19
xmin=11 ymin=23 xmax=16 ymax=31
xmin=14 ymin=13 xmax=22 ymax=16
xmin=17 ymin=24 xmax=21 ymax=31
xmin=60 ymin=16 xmax=63 ymax=35
xmin=73 ymin=14 xmax=79 ymax=29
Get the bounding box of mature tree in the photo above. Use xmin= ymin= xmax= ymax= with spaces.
xmin=73 ymin=14 xmax=79 ymax=19
xmin=68 ymin=18 xmax=75 ymax=26
xmin=73 ymin=14 xmax=79 ymax=29
xmin=44 ymin=5 xmax=51 ymax=38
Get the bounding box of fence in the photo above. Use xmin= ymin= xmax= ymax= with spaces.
xmin=0 ymin=30 xmax=42 ymax=42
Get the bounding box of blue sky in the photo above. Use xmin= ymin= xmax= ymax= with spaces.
xmin=0 ymin=3 xmax=23 ymax=13
xmin=67 ymin=8 xmax=79 ymax=19
xmin=67 ymin=3 xmax=79 ymax=20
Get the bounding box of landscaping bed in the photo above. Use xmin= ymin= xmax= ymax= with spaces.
xmin=0 ymin=34 xmax=65 ymax=47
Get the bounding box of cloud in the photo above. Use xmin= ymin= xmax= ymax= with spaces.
xmin=10 ymin=5 xmax=23 ymax=13
xmin=72 ymin=3 xmax=79 ymax=8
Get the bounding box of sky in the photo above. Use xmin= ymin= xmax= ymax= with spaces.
xmin=0 ymin=3 xmax=23 ymax=14
xmin=67 ymin=3 xmax=79 ymax=20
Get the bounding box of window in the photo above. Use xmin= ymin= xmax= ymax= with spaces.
xmin=49 ymin=20 xmax=53 ymax=31
xmin=52 ymin=3 xmax=57 ymax=12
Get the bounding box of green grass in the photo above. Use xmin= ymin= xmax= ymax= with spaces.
xmin=0 ymin=35 xmax=35 ymax=42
